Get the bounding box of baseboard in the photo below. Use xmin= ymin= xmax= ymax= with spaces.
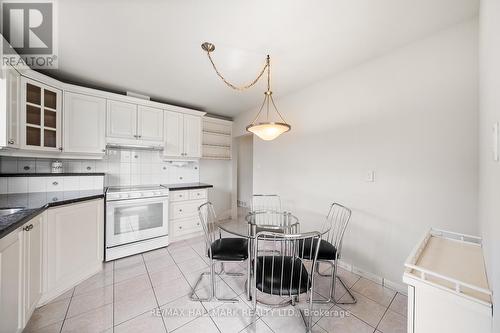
xmin=338 ymin=260 xmax=408 ymax=296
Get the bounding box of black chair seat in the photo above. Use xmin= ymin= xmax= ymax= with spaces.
xmin=298 ymin=238 xmax=337 ymax=260
xmin=255 ymin=256 xmax=310 ymax=295
xmin=209 ymin=238 xmax=248 ymax=261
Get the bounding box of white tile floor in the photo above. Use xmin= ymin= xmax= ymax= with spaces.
xmin=24 ymin=236 xmax=407 ymax=333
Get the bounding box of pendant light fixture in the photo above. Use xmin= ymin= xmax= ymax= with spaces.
xmin=201 ymin=42 xmax=291 ymax=141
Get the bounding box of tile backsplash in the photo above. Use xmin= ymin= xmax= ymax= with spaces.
xmin=0 ymin=148 xmax=200 ymax=186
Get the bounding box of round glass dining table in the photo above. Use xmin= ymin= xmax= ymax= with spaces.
xmin=216 ymin=210 xmax=327 ymax=300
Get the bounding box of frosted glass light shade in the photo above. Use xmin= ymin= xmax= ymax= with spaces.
xmin=246 ymin=122 xmax=291 ymax=141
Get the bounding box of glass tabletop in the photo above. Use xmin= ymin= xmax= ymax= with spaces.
xmin=217 ymin=210 xmax=326 ymax=238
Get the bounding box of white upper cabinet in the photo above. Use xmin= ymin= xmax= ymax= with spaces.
xmin=164 ymin=110 xmax=183 ymax=157
xmin=183 ymin=114 xmax=202 ymax=158
xmin=106 ymin=100 xmax=163 ymax=147
xmin=106 ymin=100 xmax=137 ymax=140
xmin=0 ymin=64 xmax=21 ymax=148
xmin=137 ymin=105 xmax=164 ymax=143
xmin=164 ymin=111 xmax=202 ymax=158
xmin=63 ymin=92 xmax=106 ymax=154
xmin=20 ymin=77 xmax=62 ymax=151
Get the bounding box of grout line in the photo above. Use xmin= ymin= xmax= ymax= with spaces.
xmin=59 ymin=287 xmax=75 ymax=333
xmin=374 ymin=292 xmax=397 ymax=332
xmin=142 ymin=253 xmax=169 ymax=333
xmin=349 ymin=277 xmax=397 ymax=309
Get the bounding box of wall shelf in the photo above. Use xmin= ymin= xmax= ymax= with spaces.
xmin=202 ymin=117 xmax=232 ymax=160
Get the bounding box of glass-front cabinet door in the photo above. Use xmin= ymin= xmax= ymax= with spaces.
xmin=20 ymin=77 xmax=62 ymax=151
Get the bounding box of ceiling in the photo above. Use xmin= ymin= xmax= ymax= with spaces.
xmin=52 ymin=0 xmax=478 ymax=118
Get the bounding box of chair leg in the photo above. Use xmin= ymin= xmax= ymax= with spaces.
xmin=190 ymin=261 xmax=240 ymax=303
xmin=219 ymin=262 xmax=244 ymax=277
xmin=312 ymin=260 xmax=357 ymax=304
xmin=190 ymin=271 xmax=213 ymax=301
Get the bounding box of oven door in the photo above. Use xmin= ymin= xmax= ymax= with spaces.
xmin=106 ymin=196 xmax=168 ymax=248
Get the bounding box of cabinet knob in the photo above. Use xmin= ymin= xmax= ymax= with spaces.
xmin=59 ymin=147 xmax=63 ymax=151
xmin=179 ymin=226 xmax=183 ymax=229
xmin=179 ymin=209 xmax=183 ymax=212
xmin=8 ymin=139 xmax=14 ymax=144
xmin=52 ymin=181 xmax=58 ymax=185
xmin=23 ymin=166 xmax=30 ymax=170
xmin=23 ymin=224 xmax=33 ymax=231
xmin=102 ymin=149 xmax=106 ymax=153
xmin=86 ymin=166 xmax=91 ymax=171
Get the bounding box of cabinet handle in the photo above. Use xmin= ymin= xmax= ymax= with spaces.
xmin=23 ymin=166 xmax=30 ymax=170
xmin=23 ymin=224 xmax=33 ymax=231
xmin=52 ymin=181 xmax=58 ymax=185
xmin=179 ymin=209 xmax=183 ymax=212
xmin=179 ymin=226 xmax=183 ymax=229
xmin=101 ymin=149 xmax=106 ymax=153
xmin=8 ymin=139 xmax=14 ymax=144
xmin=137 ymin=135 xmax=142 ymax=138
xmin=59 ymin=147 xmax=63 ymax=151
xmin=86 ymin=166 xmax=91 ymax=171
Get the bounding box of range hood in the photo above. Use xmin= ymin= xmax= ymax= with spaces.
xmin=106 ymin=143 xmax=163 ymax=151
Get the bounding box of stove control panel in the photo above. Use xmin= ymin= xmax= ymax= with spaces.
xmin=106 ymin=189 xmax=169 ymax=201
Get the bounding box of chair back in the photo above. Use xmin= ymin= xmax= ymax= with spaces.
xmin=198 ymin=202 xmax=219 ymax=258
xmin=321 ymin=203 xmax=352 ymax=258
xmin=253 ymin=230 xmax=321 ymax=300
xmin=251 ymin=194 xmax=282 ymax=226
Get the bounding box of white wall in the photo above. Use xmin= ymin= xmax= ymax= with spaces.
xmin=236 ymin=135 xmax=253 ymax=208
xmin=479 ymin=0 xmax=500 ymax=329
xmin=234 ymin=19 xmax=478 ymax=286
xmin=199 ymin=159 xmax=232 ymax=219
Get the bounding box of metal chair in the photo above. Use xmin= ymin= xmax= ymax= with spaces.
xmin=252 ymin=194 xmax=281 ymax=226
xmin=252 ymin=230 xmax=321 ymax=332
xmin=190 ymin=202 xmax=249 ymax=302
xmin=298 ymin=203 xmax=356 ymax=304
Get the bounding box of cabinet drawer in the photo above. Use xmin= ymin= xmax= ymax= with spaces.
xmin=189 ymin=189 xmax=207 ymax=200
xmin=170 ymin=200 xmax=204 ymax=220
xmin=172 ymin=218 xmax=203 ymax=237
xmin=170 ymin=190 xmax=189 ymax=202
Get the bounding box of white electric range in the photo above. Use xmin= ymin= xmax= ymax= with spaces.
xmin=105 ymin=185 xmax=169 ymax=261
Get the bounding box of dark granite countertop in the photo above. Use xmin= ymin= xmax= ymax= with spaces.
xmin=0 ymin=189 xmax=104 ymax=239
xmin=0 ymin=173 xmax=105 ymax=177
xmin=162 ymin=183 xmax=213 ymax=191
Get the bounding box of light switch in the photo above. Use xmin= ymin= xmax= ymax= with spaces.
xmin=493 ymin=122 xmax=499 ymax=162
xmin=365 ymin=170 xmax=375 ymax=182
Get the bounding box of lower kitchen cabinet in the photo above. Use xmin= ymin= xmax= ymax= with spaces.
xmin=169 ymin=189 xmax=207 ymax=241
xmin=41 ymin=199 xmax=104 ymax=303
xmin=0 ymin=225 xmax=23 ymax=333
xmin=0 ymin=198 xmax=104 ymax=332
xmin=22 ymin=214 xmax=43 ymax=326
